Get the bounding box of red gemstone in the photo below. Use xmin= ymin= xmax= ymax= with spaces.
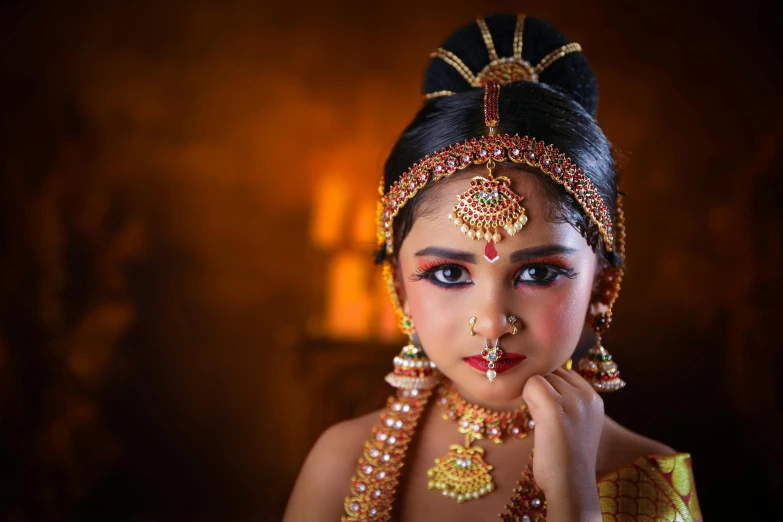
xmin=484 ymin=241 xmax=499 ymax=262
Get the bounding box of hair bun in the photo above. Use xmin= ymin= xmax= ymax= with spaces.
xmin=422 ymin=14 xmax=599 ymax=116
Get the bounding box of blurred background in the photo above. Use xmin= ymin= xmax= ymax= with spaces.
xmin=0 ymin=0 xmax=780 ymax=521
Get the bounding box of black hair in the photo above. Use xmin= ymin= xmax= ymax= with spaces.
xmin=377 ymin=14 xmax=622 ymax=269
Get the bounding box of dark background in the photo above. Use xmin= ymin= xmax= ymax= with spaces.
xmin=0 ymin=0 xmax=781 ymax=521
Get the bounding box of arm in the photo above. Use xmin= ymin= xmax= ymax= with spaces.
xmin=283 ymin=420 xmax=367 ymax=522
xmin=523 ymin=369 xmax=604 ymax=522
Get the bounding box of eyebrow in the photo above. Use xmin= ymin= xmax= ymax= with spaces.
xmin=509 ymin=245 xmax=577 ymax=263
xmin=414 ymin=247 xmax=477 ymax=263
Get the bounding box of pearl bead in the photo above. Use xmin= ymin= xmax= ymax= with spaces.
xmin=520 ymin=215 xmax=528 ymax=225
xmin=456 ymin=494 xmax=464 ymax=502
xmin=448 ymin=212 xmax=455 ymax=220
xmin=484 ymin=231 xmax=492 ymax=240
xmin=467 ymin=230 xmax=476 ymax=239
xmin=460 ymin=224 xmax=469 ymax=234
xmin=492 ymin=233 xmax=501 ymax=243
xmin=453 ymin=218 xmax=462 ymax=226
xmin=513 ymin=222 xmax=522 ymax=231
xmin=449 ymin=491 xmax=456 ymax=498
xmin=486 ymin=369 xmax=497 ymax=382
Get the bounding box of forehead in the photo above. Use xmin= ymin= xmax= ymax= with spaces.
xmin=401 ymin=164 xmax=586 ymax=253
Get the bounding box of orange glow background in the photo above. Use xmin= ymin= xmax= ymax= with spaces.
xmin=0 ymin=1 xmax=780 ymax=520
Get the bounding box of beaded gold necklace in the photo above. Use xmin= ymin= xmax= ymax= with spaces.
xmin=342 ymin=383 xmax=548 ymax=522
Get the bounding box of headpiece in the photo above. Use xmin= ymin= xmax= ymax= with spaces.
xmin=377 ymin=15 xmax=616 ymax=261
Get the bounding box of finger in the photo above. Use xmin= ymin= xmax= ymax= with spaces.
xmin=553 ymin=368 xmax=601 ymax=401
xmin=521 ymin=374 xmax=559 ymax=412
xmin=542 ymin=371 xmax=575 ymax=396
xmin=552 ymin=367 xmax=592 ymax=392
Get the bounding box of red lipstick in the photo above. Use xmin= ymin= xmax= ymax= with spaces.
xmin=464 ymin=353 xmax=526 ymax=374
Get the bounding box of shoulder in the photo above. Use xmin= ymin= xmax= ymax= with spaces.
xmin=283 ymin=409 xmax=382 ymax=522
xmin=597 ymin=415 xmax=676 ymax=477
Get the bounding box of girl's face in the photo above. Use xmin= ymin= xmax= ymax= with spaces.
xmin=395 ymin=166 xmax=601 ymax=406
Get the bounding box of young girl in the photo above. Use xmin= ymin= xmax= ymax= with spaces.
xmin=285 ymin=14 xmax=701 ymax=522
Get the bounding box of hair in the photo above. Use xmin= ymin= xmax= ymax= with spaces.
xmin=376 ymin=14 xmax=622 ymax=269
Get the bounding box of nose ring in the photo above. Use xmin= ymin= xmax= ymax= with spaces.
xmin=469 ymin=317 xmax=477 ymax=336
xmin=508 ymin=315 xmax=518 ymax=335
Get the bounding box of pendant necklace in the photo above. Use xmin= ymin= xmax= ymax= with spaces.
xmin=426 ymin=381 xmax=547 ymax=521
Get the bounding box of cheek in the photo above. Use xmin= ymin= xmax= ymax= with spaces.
xmin=522 ymin=277 xmax=593 ymax=347
xmin=403 ymin=283 xmax=461 ymax=355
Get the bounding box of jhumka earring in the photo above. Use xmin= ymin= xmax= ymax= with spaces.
xmin=447 ymin=82 xmax=528 ymax=264
xmin=577 ymin=192 xmax=627 ymax=392
xmin=382 ymin=263 xmax=441 ymax=389
xmin=577 ymin=312 xmax=625 ymax=392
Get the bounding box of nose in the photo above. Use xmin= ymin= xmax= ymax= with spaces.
xmin=471 ymin=312 xmax=516 ymax=340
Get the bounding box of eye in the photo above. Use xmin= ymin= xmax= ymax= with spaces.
xmin=519 ymin=266 xmax=554 ymax=282
xmin=515 ymin=264 xmax=576 ymax=286
xmin=433 ymin=265 xmax=471 ymax=285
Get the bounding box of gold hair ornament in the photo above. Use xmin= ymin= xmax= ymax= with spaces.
xmin=447 ymin=81 xmax=529 ymax=263
xmin=426 ymin=14 xmax=582 ymax=97
xmin=377 ymin=133 xmax=614 ymax=256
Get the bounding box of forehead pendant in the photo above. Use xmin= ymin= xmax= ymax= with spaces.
xmin=447 ymin=82 xmax=528 ymax=263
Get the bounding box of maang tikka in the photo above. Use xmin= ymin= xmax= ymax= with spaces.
xmin=448 ymin=82 xmax=528 ymax=263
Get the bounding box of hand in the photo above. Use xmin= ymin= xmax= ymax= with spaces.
xmin=522 ymin=368 xmax=604 ymax=509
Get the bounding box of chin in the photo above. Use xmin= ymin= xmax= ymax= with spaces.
xmin=451 ymin=364 xmax=530 ymax=405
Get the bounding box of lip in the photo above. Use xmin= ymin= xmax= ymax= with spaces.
xmin=463 ymin=353 xmax=527 ymax=374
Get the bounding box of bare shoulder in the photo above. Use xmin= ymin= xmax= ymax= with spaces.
xmin=597 ymin=415 xmax=676 ymax=477
xmin=283 ymin=409 xmax=382 ymax=522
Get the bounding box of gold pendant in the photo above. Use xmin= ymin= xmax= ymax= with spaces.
xmin=426 ymin=434 xmax=495 ymax=503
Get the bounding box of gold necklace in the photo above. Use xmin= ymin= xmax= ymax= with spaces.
xmin=342 ymin=385 xmax=548 ymax=521
xmin=427 ymin=381 xmax=537 ymax=503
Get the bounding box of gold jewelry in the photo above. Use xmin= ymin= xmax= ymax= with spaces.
xmin=382 ymin=263 xmax=441 ymax=390
xmin=446 ymin=83 xmax=529 ymax=264
xmin=424 ymin=14 xmax=583 ymax=97
xmin=378 ymin=133 xmax=614 ymax=257
xmin=343 ymin=387 xmax=433 ymax=520
xmin=469 ymin=316 xmax=477 ymax=336
xmin=423 ymin=90 xmax=456 ymax=100
xmin=508 ymin=315 xmax=518 ymax=335
xmin=385 ymin=341 xmax=439 ymax=390
xmin=577 ymin=316 xmax=625 ymax=392
xmin=481 ymin=337 xmax=502 ymax=382
xmin=578 ymin=193 xmax=626 ymax=392
xmin=427 ymin=381 xmax=536 ymax=504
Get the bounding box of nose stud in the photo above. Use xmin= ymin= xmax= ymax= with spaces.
xmin=508 ymin=315 xmax=518 ymax=335
xmin=469 ymin=316 xmax=477 ymax=336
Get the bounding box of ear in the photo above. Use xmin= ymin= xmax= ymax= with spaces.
xmin=587 ymin=264 xmax=614 ymax=321
xmin=389 ymin=259 xmax=411 ymax=316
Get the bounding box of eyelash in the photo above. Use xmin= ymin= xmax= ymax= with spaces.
xmin=409 ymin=261 xmax=577 ymax=289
